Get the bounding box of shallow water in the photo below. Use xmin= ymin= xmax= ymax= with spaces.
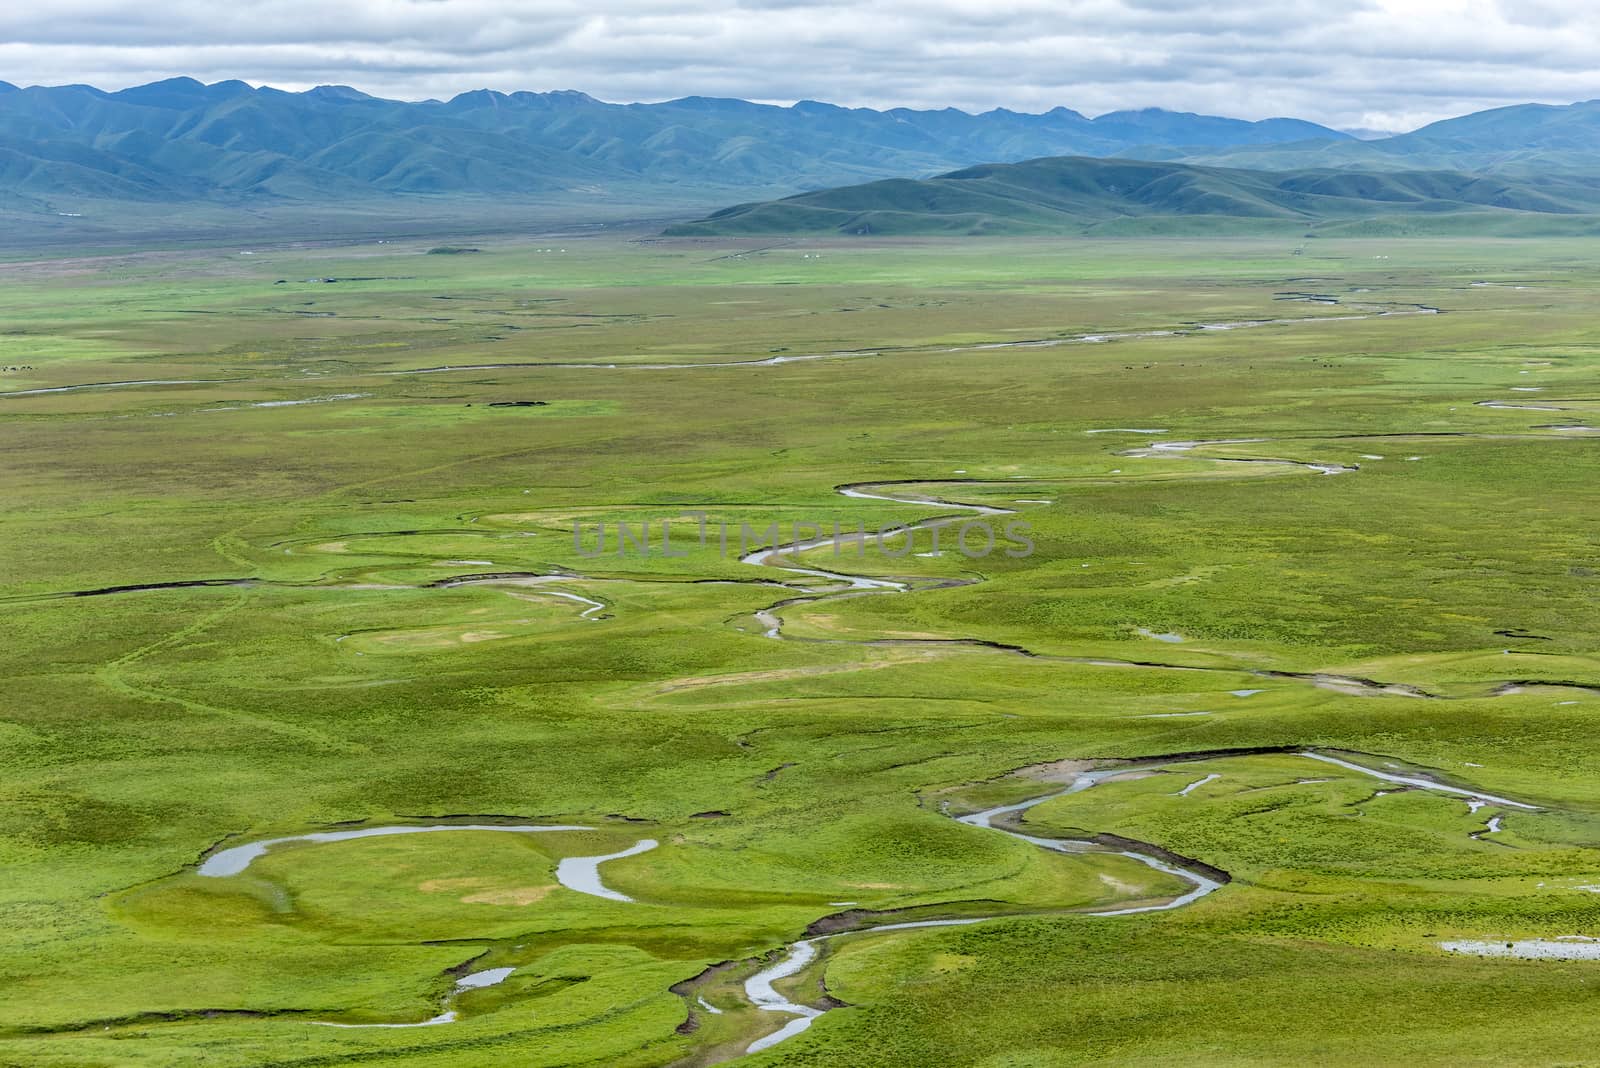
xmin=743 ymin=764 xmax=1226 ymax=1054
xmin=201 ymin=821 xmax=661 ymax=900
xmin=554 ymin=838 xmax=659 ymax=903
xmin=1148 ymin=438 xmax=1265 ymax=453
xmin=1177 ymin=773 xmax=1221 ymax=797
xmin=744 ymin=938 xmax=824 ymax=1052
xmin=456 ymin=967 xmax=515 ymax=989
xmin=536 ymin=590 xmax=607 ymax=619
xmin=314 ymin=1010 xmax=458 ymax=1029
xmin=957 ymin=768 xmax=1226 ymax=915
xmin=312 ymin=967 xmax=514 ymax=1029
xmin=198 ymin=824 xmax=592 ymax=877
xmin=1476 ymin=400 xmax=1565 ymax=412
xmin=0 ymin=378 xmax=222 ymax=398
xmin=1298 ymin=752 xmax=1537 ymax=810
xmin=738 ymin=481 xmax=1016 ymax=635
xmin=1119 ymin=437 xmax=1354 ymax=476
xmin=1441 ymin=938 xmax=1600 ymax=960
xmin=740 ymin=540 xmax=904 ymax=592
xmin=251 ymin=393 xmax=368 ymax=408
xmin=8 ymin=307 xmax=1443 ymax=407
xmin=199 ymin=825 xmax=660 ymax=1029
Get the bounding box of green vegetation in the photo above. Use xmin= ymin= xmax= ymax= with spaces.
xmin=667 ymin=156 xmax=1600 ymax=236
xmin=3 ymin=232 xmax=1600 ymax=1065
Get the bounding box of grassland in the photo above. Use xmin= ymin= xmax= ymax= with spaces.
xmin=2 ymin=232 xmax=1599 ymax=1065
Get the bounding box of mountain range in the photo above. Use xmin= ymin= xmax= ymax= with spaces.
xmin=1176 ymin=100 xmax=1600 ymax=177
xmin=0 ymin=77 xmax=1348 ymax=205
xmin=3 ymin=78 xmax=1599 ymax=238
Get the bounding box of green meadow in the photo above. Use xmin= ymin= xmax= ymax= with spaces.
xmin=2 ymin=232 xmax=1599 ymax=1065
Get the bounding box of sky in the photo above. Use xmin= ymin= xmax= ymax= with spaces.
xmin=2 ymin=0 xmax=1596 ymax=132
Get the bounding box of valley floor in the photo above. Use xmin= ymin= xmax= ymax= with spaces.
xmin=2 ymin=233 xmax=1599 ymax=1065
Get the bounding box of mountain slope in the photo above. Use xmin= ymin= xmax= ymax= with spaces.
xmin=0 ymin=79 xmax=1352 ymax=205
xmin=1183 ymin=99 xmax=1600 ymax=175
xmin=665 ymin=155 xmax=1600 ymax=236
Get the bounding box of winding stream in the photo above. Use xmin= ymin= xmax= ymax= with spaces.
xmin=157 ymin=742 xmax=1544 ymax=1045
xmin=1117 ymin=438 xmax=1356 ymax=475
xmin=740 ymin=762 xmax=1228 ymax=1053
xmin=0 ymin=303 xmax=1444 ymax=401
xmin=722 ymin=465 xmax=1600 ymax=707
xmin=197 ymin=823 xmax=659 ymax=903
xmin=733 ymin=743 xmax=1545 ymax=1054
xmin=192 ymin=824 xmax=661 ymax=1027
xmin=71 ymin=457 xmax=1559 ymax=1050
xmin=313 ymin=966 xmax=518 ymax=1029
xmin=554 ymin=839 xmax=659 ymax=902
xmin=1298 ymin=752 xmax=1538 ymax=810
xmin=45 ymin=358 xmax=1590 ymax=1050
xmin=198 ymin=824 xmax=588 ymax=878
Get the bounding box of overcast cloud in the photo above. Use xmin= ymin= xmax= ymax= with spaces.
xmin=2 ymin=0 xmax=1596 ymax=131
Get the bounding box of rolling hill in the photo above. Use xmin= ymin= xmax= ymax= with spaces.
xmin=664 ymin=155 xmax=1600 ymax=237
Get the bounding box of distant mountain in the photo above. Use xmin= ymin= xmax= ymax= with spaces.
xmin=0 ymin=78 xmax=1351 ymax=205
xmin=1184 ymin=100 xmax=1600 ymax=175
xmin=1338 ymin=127 xmax=1405 ymax=141
xmin=665 ymin=155 xmax=1600 ymax=237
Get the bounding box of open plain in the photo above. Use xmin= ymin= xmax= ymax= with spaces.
xmin=3 ymin=233 xmax=1600 ymax=1065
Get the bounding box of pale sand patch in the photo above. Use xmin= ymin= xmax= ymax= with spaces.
xmin=418 ymin=877 xmax=559 ymax=905
xmin=462 ymin=885 xmax=557 ymax=906
xmin=369 ymin=629 xmax=425 ymax=645
xmin=314 ymin=540 xmax=350 ymax=553
xmin=846 ymin=882 xmax=903 ymax=890
xmin=1012 ymin=758 xmax=1097 ymax=784
xmin=373 ymin=628 xmax=504 ymax=649
xmin=1099 ymin=872 xmax=1143 ymax=896
xmin=419 ymin=877 xmax=489 ymax=893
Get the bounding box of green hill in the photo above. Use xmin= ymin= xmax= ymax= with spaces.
xmin=665 ymin=155 xmax=1600 ymax=236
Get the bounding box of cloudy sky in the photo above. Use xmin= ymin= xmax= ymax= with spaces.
xmin=2 ymin=0 xmax=1595 ymax=131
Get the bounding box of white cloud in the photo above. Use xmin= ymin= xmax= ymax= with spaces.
xmin=0 ymin=0 xmax=1594 ymax=128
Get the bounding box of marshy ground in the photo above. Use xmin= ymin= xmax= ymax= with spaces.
xmin=3 ymin=234 xmax=1599 ymax=1065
